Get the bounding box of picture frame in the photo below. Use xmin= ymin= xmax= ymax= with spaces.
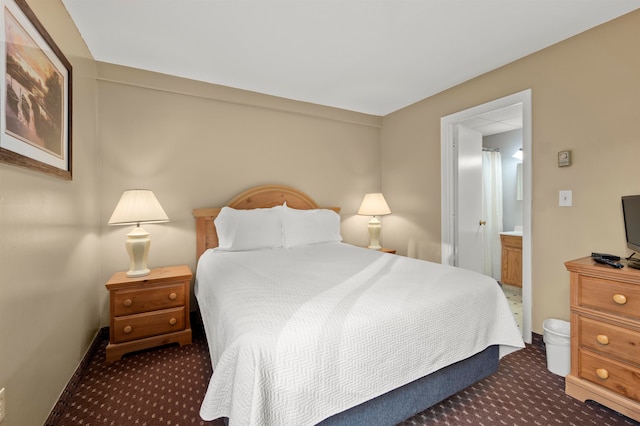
xmin=0 ymin=0 xmax=72 ymax=180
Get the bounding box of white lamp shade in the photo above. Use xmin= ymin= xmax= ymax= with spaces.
xmin=357 ymin=193 xmax=391 ymax=250
xmin=357 ymin=193 xmax=391 ymax=216
xmin=108 ymin=189 xmax=169 ymax=277
xmin=108 ymin=189 xmax=170 ymax=226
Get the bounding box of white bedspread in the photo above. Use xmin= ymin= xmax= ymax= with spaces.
xmin=195 ymin=242 xmax=524 ymax=425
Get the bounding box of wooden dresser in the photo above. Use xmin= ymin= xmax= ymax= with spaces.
xmin=105 ymin=265 xmax=193 ymax=362
xmin=565 ymin=257 xmax=640 ymax=421
xmin=500 ymin=234 xmax=522 ymax=287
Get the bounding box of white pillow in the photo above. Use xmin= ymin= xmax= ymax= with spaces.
xmin=214 ymin=205 xmax=283 ymax=251
xmin=282 ymin=204 xmax=342 ymax=247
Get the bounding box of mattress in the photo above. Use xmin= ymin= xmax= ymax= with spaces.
xmin=195 ymin=242 xmax=524 ymax=425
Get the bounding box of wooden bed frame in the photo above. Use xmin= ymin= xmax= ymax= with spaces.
xmin=192 ymin=184 xmax=498 ymax=425
xmin=192 ymin=184 xmax=339 ymax=260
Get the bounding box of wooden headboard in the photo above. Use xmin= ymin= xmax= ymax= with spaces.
xmin=193 ymin=184 xmax=340 ymax=260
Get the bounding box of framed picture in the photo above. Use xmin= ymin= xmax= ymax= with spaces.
xmin=0 ymin=0 xmax=72 ymax=180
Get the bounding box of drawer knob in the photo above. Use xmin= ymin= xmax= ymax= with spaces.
xmin=169 ymin=317 xmax=177 ymax=326
xmin=123 ymin=299 xmax=133 ymax=307
xmin=169 ymin=292 xmax=177 ymax=301
xmin=613 ymin=294 xmax=627 ymax=305
xmin=123 ymin=325 xmax=133 ymax=334
xmin=596 ymin=368 xmax=609 ymax=380
xmin=596 ymin=334 xmax=609 ymax=345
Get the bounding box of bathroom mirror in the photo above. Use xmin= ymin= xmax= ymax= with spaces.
xmin=516 ymin=163 xmax=523 ymax=201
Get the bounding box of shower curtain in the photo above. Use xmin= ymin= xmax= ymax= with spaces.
xmin=482 ymin=151 xmax=504 ymax=280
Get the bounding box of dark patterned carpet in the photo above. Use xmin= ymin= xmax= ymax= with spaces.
xmin=46 ymin=317 xmax=639 ymax=426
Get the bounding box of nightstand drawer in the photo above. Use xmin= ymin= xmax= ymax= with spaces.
xmin=113 ymin=283 xmax=185 ymax=316
xmin=113 ymin=307 xmax=186 ymax=343
xmin=579 ymin=316 xmax=640 ymax=366
xmin=579 ymin=349 xmax=640 ymax=403
xmin=578 ymin=276 xmax=640 ymax=321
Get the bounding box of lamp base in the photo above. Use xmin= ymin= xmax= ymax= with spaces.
xmin=125 ymin=226 xmax=151 ymax=277
xmin=367 ymin=217 xmax=382 ymax=250
xmin=127 ymin=268 xmax=150 ymax=278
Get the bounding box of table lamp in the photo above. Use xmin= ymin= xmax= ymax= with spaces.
xmin=357 ymin=193 xmax=391 ymax=250
xmin=108 ymin=189 xmax=169 ymax=277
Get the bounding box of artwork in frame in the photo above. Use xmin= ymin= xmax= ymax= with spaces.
xmin=0 ymin=0 xmax=72 ymax=180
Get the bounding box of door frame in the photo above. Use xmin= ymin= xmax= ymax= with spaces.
xmin=440 ymin=89 xmax=532 ymax=343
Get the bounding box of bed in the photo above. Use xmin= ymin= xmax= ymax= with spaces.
xmin=193 ymin=184 xmax=524 ymax=426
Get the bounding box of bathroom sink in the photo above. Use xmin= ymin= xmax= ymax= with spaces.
xmin=500 ymin=231 xmax=523 ymax=236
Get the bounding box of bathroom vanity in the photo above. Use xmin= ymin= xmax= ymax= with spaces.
xmin=500 ymin=231 xmax=522 ymax=287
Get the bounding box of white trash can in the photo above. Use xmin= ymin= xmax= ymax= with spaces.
xmin=543 ymin=318 xmax=571 ymax=376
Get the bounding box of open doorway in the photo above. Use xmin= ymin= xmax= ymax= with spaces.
xmin=440 ymin=89 xmax=532 ymax=344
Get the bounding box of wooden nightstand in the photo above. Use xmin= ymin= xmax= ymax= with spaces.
xmin=105 ymin=265 xmax=193 ymax=362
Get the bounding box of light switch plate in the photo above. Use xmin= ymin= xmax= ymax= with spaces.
xmin=559 ymin=190 xmax=572 ymax=207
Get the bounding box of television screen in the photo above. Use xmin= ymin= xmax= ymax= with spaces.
xmin=622 ymin=195 xmax=640 ymax=253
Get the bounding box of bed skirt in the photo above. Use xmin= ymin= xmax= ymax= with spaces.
xmin=317 ymin=345 xmax=499 ymax=426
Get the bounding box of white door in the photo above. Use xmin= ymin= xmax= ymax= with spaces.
xmin=441 ymin=88 xmax=532 ymax=344
xmin=456 ymin=125 xmax=484 ymax=274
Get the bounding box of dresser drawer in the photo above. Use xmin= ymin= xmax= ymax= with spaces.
xmin=579 ymin=316 xmax=640 ymax=366
xmin=579 ymin=349 xmax=640 ymax=403
xmin=113 ymin=283 xmax=185 ymax=316
xmin=578 ymin=276 xmax=640 ymax=321
xmin=113 ymin=307 xmax=186 ymax=343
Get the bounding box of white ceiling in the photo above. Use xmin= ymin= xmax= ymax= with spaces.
xmin=61 ymin=0 xmax=640 ymax=116
xmin=460 ymin=103 xmax=523 ymax=136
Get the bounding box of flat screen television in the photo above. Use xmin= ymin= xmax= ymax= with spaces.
xmin=622 ymin=195 xmax=640 ymax=253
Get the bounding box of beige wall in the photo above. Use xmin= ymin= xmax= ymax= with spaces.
xmin=381 ymin=10 xmax=640 ymax=334
xmin=96 ymin=63 xmax=383 ymax=325
xmin=2 ymin=2 xmax=639 ymax=424
xmin=0 ymin=1 xmax=99 ymax=425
